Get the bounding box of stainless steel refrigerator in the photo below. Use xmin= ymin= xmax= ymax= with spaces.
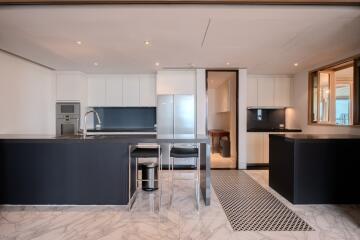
xmin=157 ymin=95 xmax=196 ymax=168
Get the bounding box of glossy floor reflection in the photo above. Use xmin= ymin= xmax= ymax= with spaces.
xmin=210 ymin=153 xmax=236 ymax=169
xmin=0 ymin=170 xmax=359 ymax=240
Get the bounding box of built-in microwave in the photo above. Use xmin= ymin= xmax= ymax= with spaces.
xmin=56 ymin=102 xmax=80 ymax=136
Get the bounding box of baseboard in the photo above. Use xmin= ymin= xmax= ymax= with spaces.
xmin=246 ymin=163 xmax=269 ymax=170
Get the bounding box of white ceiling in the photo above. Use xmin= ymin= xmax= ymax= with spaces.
xmin=0 ymin=5 xmax=359 ymax=74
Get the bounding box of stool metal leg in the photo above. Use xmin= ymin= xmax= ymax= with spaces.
xmin=169 ymin=155 xmax=175 ymax=207
xmin=197 ymin=144 xmax=201 ymax=211
xmin=129 ymin=144 xmax=162 ymax=213
xmin=158 ymin=145 xmax=162 ymax=211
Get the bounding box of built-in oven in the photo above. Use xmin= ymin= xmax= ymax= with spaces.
xmin=56 ymin=102 xmax=80 ymax=136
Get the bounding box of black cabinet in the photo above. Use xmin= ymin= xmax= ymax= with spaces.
xmin=0 ymin=142 xmax=129 ymax=205
xmin=269 ymin=134 xmax=360 ymax=204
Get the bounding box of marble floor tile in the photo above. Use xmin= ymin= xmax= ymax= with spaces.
xmin=0 ymin=170 xmax=359 ymax=240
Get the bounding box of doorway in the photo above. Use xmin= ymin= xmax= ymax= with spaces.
xmin=206 ymin=70 xmax=238 ymax=169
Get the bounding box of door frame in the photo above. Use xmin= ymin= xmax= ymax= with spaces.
xmin=205 ymin=69 xmax=239 ymax=170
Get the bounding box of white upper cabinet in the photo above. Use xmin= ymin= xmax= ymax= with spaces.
xmin=247 ymin=76 xmax=258 ymax=107
xmin=247 ymin=75 xmax=293 ymax=108
xmin=274 ymin=77 xmax=292 ymax=107
xmin=258 ymin=77 xmax=275 ymax=107
xmin=157 ymin=70 xmax=196 ymax=95
xmin=56 ymin=71 xmax=87 ymax=101
xmin=123 ymin=75 xmax=140 ymax=106
xmin=87 ymin=75 xmax=106 ymax=107
xmin=106 ymin=75 xmax=123 ymax=106
xmin=139 ymin=74 xmax=156 ymax=106
xmin=87 ymin=74 xmax=156 ymax=107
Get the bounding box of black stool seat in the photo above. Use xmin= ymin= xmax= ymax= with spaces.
xmin=170 ymin=147 xmax=198 ymax=158
xmin=131 ymin=148 xmax=160 ymax=158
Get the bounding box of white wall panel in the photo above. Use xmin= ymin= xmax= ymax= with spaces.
xmin=0 ymin=51 xmax=56 ymax=134
xmin=157 ymin=70 xmax=196 ymax=95
xmin=196 ymin=69 xmax=206 ymax=135
xmin=238 ymin=69 xmax=248 ymax=169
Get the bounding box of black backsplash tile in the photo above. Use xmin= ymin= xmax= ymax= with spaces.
xmin=93 ymin=107 xmax=156 ymax=130
xmin=247 ymin=108 xmax=285 ymax=130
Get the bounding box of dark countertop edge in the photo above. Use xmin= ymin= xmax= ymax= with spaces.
xmin=270 ymin=134 xmax=360 ymax=141
xmin=87 ymin=128 xmax=156 ymax=133
xmin=247 ymin=129 xmax=302 ymax=133
xmin=0 ymin=134 xmax=210 ymax=144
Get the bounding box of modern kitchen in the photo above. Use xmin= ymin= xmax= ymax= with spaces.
xmin=0 ymin=3 xmax=360 ymax=240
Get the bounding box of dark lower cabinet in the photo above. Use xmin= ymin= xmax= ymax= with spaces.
xmin=269 ymin=135 xmax=360 ymax=204
xmin=0 ymin=142 xmax=129 ymax=205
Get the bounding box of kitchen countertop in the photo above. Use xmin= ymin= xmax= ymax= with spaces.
xmin=0 ymin=134 xmax=210 ymax=144
xmin=271 ymin=133 xmax=360 ymax=141
xmin=247 ymin=128 xmax=302 ymax=132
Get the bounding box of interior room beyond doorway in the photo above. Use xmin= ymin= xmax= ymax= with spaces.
xmin=207 ymin=70 xmax=238 ymax=169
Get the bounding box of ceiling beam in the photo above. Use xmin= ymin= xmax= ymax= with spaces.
xmin=0 ymin=0 xmax=359 ymax=5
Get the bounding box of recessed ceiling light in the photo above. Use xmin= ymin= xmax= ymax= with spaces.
xmin=144 ymin=41 xmax=151 ymax=46
xmin=76 ymin=41 xmax=82 ymax=45
xmin=226 ymin=62 xmax=230 ymax=66
xmin=294 ymin=63 xmax=299 ymax=67
xmin=155 ymin=62 xmax=160 ymax=66
xmin=93 ymin=62 xmax=99 ymax=66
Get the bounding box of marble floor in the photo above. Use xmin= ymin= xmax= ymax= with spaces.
xmin=210 ymin=153 xmax=236 ymax=169
xmin=0 ymin=170 xmax=359 ymax=240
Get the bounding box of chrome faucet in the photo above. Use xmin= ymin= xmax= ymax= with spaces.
xmin=83 ymin=110 xmax=102 ymax=137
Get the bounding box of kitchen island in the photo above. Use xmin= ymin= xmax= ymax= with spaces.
xmin=269 ymin=134 xmax=360 ymax=204
xmin=0 ymin=134 xmax=210 ymax=206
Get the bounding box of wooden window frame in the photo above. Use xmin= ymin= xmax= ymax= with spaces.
xmin=308 ymin=54 xmax=360 ymax=127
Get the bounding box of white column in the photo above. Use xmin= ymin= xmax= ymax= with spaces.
xmin=196 ymin=69 xmax=206 ymax=135
xmin=238 ymin=69 xmax=248 ymax=169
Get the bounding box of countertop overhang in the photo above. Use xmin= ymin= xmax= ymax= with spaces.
xmin=247 ymin=128 xmax=302 ymax=132
xmin=0 ymin=134 xmax=210 ymax=144
xmin=270 ymin=133 xmax=360 ymax=141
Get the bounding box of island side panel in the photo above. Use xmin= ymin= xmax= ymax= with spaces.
xmin=269 ymin=136 xmax=295 ymax=203
xmin=0 ymin=141 xmax=129 ymax=205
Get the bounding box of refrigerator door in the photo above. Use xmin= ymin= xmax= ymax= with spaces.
xmin=157 ymin=95 xmax=174 ymax=169
xmin=157 ymin=95 xmax=174 ymax=137
xmin=157 ymin=94 xmax=196 ymax=169
xmin=174 ymin=95 xmax=195 ymax=138
xmin=173 ymin=95 xmax=196 ymax=168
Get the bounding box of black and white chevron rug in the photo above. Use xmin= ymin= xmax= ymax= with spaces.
xmin=211 ymin=170 xmax=313 ymax=231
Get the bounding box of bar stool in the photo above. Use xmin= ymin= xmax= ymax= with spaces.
xmin=128 ymin=144 xmax=162 ymax=212
xmin=169 ymin=145 xmax=200 ymax=211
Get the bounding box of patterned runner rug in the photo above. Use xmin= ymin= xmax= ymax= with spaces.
xmin=211 ymin=170 xmax=313 ymax=231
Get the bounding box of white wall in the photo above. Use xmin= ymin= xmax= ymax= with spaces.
xmin=0 ymin=51 xmax=56 ymax=134
xmin=290 ymin=49 xmax=360 ymax=135
xmin=196 ymin=69 xmax=206 ymax=135
xmin=238 ymin=69 xmax=248 ymax=169
xmin=157 ymin=70 xmax=196 ymax=95
xmin=56 ymin=71 xmax=88 ymax=129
